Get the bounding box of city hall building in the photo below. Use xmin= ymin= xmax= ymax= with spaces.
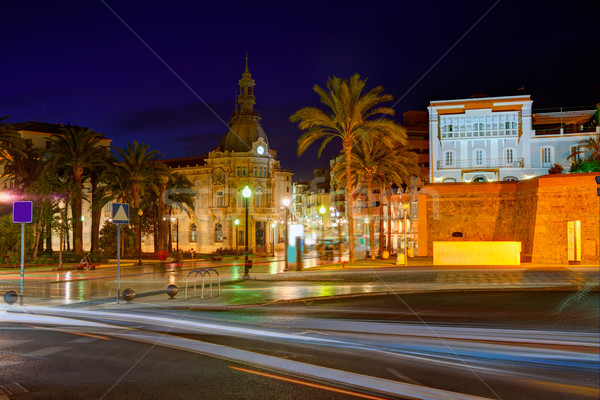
xmin=428 ymin=95 xmax=599 ymax=183
xmin=156 ymin=60 xmax=293 ymax=254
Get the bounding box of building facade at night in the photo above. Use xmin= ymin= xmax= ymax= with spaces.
xmin=154 ymin=61 xmax=293 ymax=254
xmin=428 ymin=95 xmax=599 ymax=183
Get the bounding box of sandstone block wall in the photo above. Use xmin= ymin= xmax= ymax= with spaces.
xmin=418 ymin=173 xmax=599 ymax=264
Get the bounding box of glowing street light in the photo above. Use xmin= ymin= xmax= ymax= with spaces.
xmin=242 ymin=186 xmax=252 ymax=279
xmin=402 ymin=202 xmax=410 ymax=266
xmin=282 ymin=197 xmax=290 ymax=270
xmin=319 ymin=205 xmax=326 ymax=258
xmin=137 ymin=209 xmax=144 ymax=266
xmin=58 ymin=200 xmax=65 ymax=271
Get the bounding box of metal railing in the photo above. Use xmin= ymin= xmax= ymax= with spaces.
xmin=437 ymin=158 xmax=524 ymax=169
xmin=184 ymin=269 xmax=221 ymax=299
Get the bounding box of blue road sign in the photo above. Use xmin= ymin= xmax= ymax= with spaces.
xmin=13 ymin=201 xmax=33 ymax=223
xmin=111 ymin=203 xmax=129 ymax=224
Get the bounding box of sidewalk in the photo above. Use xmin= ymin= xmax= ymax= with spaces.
xmin=70 ymin=259 xmax=600 ymax=311
xmin=2 ymin=256 xmax=598 ymax=311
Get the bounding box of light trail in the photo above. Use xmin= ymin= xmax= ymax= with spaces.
xmin=229 ymin=366 xmax=391 ymax=400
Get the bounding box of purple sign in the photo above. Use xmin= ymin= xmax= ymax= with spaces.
xmin=13 ymin=201 xmax=33 ymax=223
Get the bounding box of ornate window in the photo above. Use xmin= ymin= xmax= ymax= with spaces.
xmin=255 ymin=187 xmax=263 ymax=207
xmin=215 ymin=223 xmax=223 ymax=242
xmin=215 ymin=191 xmax=224 ymax=208
xmin=189 ymin=223 xmax=197 ymax=242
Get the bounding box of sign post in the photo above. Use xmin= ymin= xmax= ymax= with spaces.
xmin=13 ymin=201 xmax=33 ymax=306
xmin=111 ymin=203 xmax=129 ymax=304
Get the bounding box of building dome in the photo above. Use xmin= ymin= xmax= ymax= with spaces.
xmin=215 ymin=56 xmax=269 ymax=152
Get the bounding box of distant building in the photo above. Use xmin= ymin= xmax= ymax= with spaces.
xmin=402 ymin=110 xmax=430 ymax=183
xmin=154 ymin=60 xmax=293 ymax=254
xmin=428 ymin=95 xmax=599 ymax=183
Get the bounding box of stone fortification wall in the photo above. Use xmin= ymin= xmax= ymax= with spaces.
xmin=418 ymin=173 xmax=599 ymax=264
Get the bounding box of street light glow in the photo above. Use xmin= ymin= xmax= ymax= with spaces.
xmin=319 ymin=205 xmax=326 ymax=214
xmin=234 ymin=218 xmax=240 ymax=225
xmin=242 ymin=186 xmax=252 ymax=198
xmin=282 ymin=198 xmax=290 ymax=207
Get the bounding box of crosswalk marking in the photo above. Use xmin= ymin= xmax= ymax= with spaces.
xmin=25 ymin=347 xmax=70 ymax=357
xmin=0 ymin=340 xmax=30 ymax=350
xmin=69 ymin=336 xmax=99 ymax=344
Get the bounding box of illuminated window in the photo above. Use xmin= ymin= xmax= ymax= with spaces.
xmin=215 ymin=191 xmax=224 ymax=208
xmin=189 ymin=224 xmax=197 ymax=242
xmin=215 ymin=223 xmax=223 ymax=242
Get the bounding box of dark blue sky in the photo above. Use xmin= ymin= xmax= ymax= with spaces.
xmin=1 ymin=0 xmax=598 ymax=180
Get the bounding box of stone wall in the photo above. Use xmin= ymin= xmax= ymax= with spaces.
xmin=418 ymin=173 xmax=600 ymax=264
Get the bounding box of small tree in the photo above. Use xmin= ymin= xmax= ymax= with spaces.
xmin=548 ymin=163 xmax=564 ymax=174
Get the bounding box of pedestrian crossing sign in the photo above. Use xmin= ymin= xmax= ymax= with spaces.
xmin=111 ymin=203 xmax=129 ymax=224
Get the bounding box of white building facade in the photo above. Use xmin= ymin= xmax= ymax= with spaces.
xmin=428 ymin=95 xmax=599 ymax=183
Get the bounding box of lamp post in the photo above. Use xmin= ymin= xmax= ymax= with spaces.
xmin=402 ymin=202 xmax=409 ymax=266
xmin=234 ymin=218 xmax=240 ymax=257
xmin=242 ymin=186 xmax=252 ymax=279
xmin=58 ymin=200 xmax=65 ymax=271
xmin=319 ymin=205 xmax=326 ymax=258
xmin=282 ymin=198 xmax=290 ymax=270
xmin=271 ymin=222 xmax=276 ymax=257
xmin=137 ymin=209 xmax=143 ymax=266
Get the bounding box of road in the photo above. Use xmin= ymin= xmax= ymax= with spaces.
xmin=1 ymin=291 xmax=598 ymax=399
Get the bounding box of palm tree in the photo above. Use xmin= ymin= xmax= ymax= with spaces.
xmin=113 ymin=141 xmax=172 ymax=261
xmin=0 ymin=116 xmax=25 ymax=162
xmin=50 ymin=126 xmax=109 ymax=255
xmin=291 ymin=74 xmax=407 ymax=262
xmin=568 ymin=133 xmax=600 ymax=161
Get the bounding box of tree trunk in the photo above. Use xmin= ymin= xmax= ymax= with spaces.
xmin=74 ymin=170 xmax=83 ymax=255
xmin=386 ymin=190 xmax=392 ymax=253
xmin=378 ymin=185 xmax=385 ymax=257
xmin=158 ymin=183 xmax=166 ymax=253
xmin=90 ymin=176 xmax=101 ymax=254
xmin=45 ymin=220 xmax=53 ymax=253
xmin=366 ymin=177 xmax=375 ymax=260
xmin=153 ymin=203 xmax=159 ymax=254
xmin=32 ymin=204 xmax=44 ymax=259
xmin=344 ymin=142 xmax=355 ymax=262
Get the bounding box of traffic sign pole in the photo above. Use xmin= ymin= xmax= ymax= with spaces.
xmin=20 ymin=223 xmax=24 ymax=306
xmin=117 ymin=224 xmax=121 ymax=304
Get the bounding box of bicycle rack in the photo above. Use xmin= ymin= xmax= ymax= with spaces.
xmin=184 ymin=269 xmax=221 ymax=299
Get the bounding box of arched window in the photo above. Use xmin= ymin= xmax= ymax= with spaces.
xmin=255 ymin=187 xmax=263 ymax=207
xmin=189 ymin=223 xmax=197 ymax=242
xmin=503 ymin=176 xmax=518 ymax=181
xmin=215 ymin=223 xmax=223 ymax=242
xmin=443 ymin=178 xmax=456 ymax=183
xmin=472 ymin=176 xmax=487 ymax=182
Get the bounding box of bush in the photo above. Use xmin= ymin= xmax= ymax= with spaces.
xmin=212 ymin=247 xmax=245 ymax=256
xmin=548 ymin=163 xmax=564 ymax=174
xmin=569 ymin=157 xmax=600 ymax=173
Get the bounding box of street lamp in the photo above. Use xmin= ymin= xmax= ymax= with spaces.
xmin=234 ymin=218 xmax=240 ymax=257
xmin=282 ymin=197 xmax=290 ymax=270
xmin=271 ymin=222 xmax=276 ymax=257
xmin=137 ymin=209 xmax=143 ymax=266
xmin=58 ymin=200 xmax=65 ymax=271
xmin=319 ymin=205 xmax=326 ymax=259
xmin=242 ymin=186 xmax=252 ymax=279
xmin=402 ymin=202 xmax=409 ymax=266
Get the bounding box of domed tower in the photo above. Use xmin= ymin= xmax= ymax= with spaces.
xmin=216 ymin=55 xmax=269 ymax=153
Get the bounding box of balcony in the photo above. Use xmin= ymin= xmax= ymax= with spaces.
xmin=437 ymin=158 xmax=524 ymax=170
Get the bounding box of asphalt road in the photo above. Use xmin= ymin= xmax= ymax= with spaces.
xmin=1 ymin=291 xmax=598 ymax=400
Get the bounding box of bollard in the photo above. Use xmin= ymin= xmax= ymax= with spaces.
xmin=4 ymin=291 xmax=18 ymax=305
xmin=396 ymin=252 xmax=405 ymax=266
xmin=166 ymin=284 xmax=178 ymax=299
xmin=122 ymin=288 xmax=135 ymax=302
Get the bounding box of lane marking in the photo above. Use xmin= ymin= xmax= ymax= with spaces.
xmin=69 ymin=337 xmax=99 ymax=344
xmin=24 ymin=347 xmax=70 ymax=357
xmin=519 ymin=378 xmax=600 ymax=397
xmin=229 ymin=366 xmax=390 ymax=400
xmin=22 ymin=324 xmax=109 ymax=340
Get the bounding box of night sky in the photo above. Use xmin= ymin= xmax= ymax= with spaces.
xmin=2 ymin=0 xmax=598 ymax=180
